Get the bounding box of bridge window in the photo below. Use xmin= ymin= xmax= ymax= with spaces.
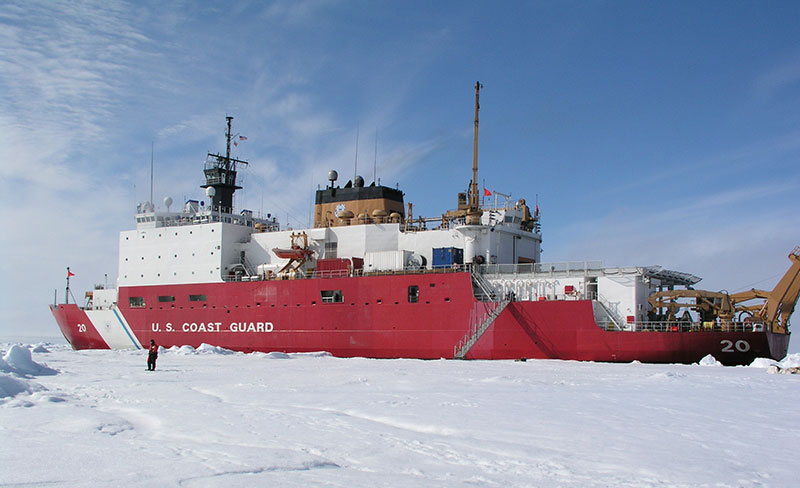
xmin=129 ymin=297 xmax=145 ymax=308
xmin=408 ymin=285 xmax=419 ymax=303
xmin=321 ymin=290 xmax=343 ymax=303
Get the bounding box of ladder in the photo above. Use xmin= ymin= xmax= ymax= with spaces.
xmin=594 ymin=294 xmax=624 ymax=330
xmin=453 ymin=299 xmax=510 ymax=359
xmin=470 ymin=267 xmax=497 ymax=301
xmin=240 ymin=252 xmax=257 ymax=277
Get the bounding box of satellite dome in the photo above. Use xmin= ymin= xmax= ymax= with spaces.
xmin=163 ymin=196 xmax=173 ymax=210
xmin=354 ymin=175 xmax=364 ymax=187
xmin=205 ymin=187 xmax=216 ymax=198
xmin=328 ymin=170 xmax=338 ymax=182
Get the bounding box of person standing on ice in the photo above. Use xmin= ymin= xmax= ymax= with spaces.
xmin=147 ymin=339 xmax=159 ymax=371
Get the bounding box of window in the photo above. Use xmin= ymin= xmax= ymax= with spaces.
xmin=157 ymin=296 xmax=175 ymax=302
xmin=408 ymin=285 xmax=419 ymax=303
xmin=189 ymin=294 xmax=207 ymax=302
xmin=321 ymin=290 xmax=343 ymax=303
xmin=324 ymin=241 xmax=338 ymax=259
xmin=129 ymin=297 xmax=145 ymax=308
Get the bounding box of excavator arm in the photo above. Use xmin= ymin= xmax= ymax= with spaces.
xmin=764 ymin=246 xmax=800 ymax=332
xmin=646 ymin=245 xmax=800 ymax=332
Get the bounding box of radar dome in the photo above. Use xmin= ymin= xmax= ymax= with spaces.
xmin=328 ymin=170 xmax=338 ymax=182
xmin=163 ymin=196 xmax=173 ymax=211
xmin=354 ymin=175 xmax=364 ymax=187
xmin=205 ymin=187 xmax=216 ymax=198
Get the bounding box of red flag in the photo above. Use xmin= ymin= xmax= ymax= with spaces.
xmin=67 ymin=270 xmax=75 ymax=277
xmin=535 ymin=204 xmax=539 ymax=216
xmin=233 ymin=140 xmax=239 ymax=147
xmin=483 ymin=188 xmax=492 ymax=196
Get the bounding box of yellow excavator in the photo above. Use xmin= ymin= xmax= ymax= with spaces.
xmin=647 ymin=246 xmax=800 ymax=333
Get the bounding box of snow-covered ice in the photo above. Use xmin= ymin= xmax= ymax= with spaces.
xmin=1 ymin=343 xmax=798 ymax=487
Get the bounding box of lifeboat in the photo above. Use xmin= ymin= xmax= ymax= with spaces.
xmin=272 ymin=247 xmax=313 ymax=259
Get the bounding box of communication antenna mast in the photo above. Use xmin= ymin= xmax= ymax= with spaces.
xmin=150 ymin=141 xmax=154 ymax=206
xmin=373 ymin=129 xmax=378 ymax=184
xmin=354 ymin=123 xmax=360 ymax=182
xmin=201 ymin=116 xmax=248 ymax=214
xmin=466 ymin=81 xmax=483 ymax=225
xmin=225 ymin=115 xmax=233 ymax=160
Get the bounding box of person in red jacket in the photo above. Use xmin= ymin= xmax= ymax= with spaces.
xmin=147 ymin=339 xmax=158 ymax=371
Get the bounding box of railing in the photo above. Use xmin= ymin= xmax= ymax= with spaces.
xmin=470 ymin=268 xmax=497 ymax=301
xmin=454 ymin=300 xmax=511 ymax=359
xmin=477 ymin=261 xmax=605 ymax=276
xmin=222 ymin=263 xmax=475 ymax=282
xmin=601 ymin=320 xmax=767 ymax=333
xmin=592 ymin=297 xmax=624 ymax=331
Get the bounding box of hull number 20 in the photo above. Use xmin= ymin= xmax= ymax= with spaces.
xmin=720 ymin=339 xmax=750 ymax=353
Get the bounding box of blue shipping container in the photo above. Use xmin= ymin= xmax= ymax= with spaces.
xmin=432 ymin=247 xmax=464 ymax=267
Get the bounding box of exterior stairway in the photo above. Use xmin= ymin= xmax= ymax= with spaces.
xmin=453 ymin=299 xmax=510 ymax=359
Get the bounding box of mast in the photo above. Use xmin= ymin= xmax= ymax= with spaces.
xmin=225 ymin=116 xmax=233 ymax=162
xmin=201 ymin=116 xmax=248 ymax=214
xmin=466 ymin=81 xmax=483 ymax=225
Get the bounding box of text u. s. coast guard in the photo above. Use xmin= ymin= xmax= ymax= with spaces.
xmin=150 ymin=322 xmax=274 ymax=333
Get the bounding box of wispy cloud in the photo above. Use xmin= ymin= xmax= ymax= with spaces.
xmin=259 ymin=0 xmax=336 ymax=25
xmin=755 ymin=50 xmax=800 ymax=99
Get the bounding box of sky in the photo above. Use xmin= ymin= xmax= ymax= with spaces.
xmin=0 ymin=0 xmax=798 ymax=340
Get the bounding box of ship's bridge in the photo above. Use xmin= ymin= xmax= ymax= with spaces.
xmin=134 ymin=200 xmax=279 ymax=232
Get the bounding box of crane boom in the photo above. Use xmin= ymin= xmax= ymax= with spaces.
xmin=647 ymin=245 xmax=800 ymax=332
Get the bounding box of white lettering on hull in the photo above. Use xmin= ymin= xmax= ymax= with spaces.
xmin=149 ymin=321 xmax=275 ymax=334
xmin=229 ymin=322 xmax=274 ymax=333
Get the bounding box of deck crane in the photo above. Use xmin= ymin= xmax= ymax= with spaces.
xmin=647 ymin=246 xmax=800 ymax=333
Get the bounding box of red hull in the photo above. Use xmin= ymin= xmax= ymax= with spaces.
xmin=51 ymin=272 xmax=789 ymax=365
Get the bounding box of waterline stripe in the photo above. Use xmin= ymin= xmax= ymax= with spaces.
xmin=113 ymin=308 xmax=140 ymax=349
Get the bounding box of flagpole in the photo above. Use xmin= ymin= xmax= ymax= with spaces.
xmin=65 ymin=267 xmax=71 ymax=305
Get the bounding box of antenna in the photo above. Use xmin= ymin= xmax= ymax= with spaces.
xmin=150 ymin=141 xmax=154 ymax=206
xmin=354 ymin=123 xmax=359 ymax=182
xmin=225 ymin=115 xmax=233 ymax=162
xmin=373 ymin=129 xmax=378 ymax=184
xmin=202 ymin=116 xmax=248 ymax=214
